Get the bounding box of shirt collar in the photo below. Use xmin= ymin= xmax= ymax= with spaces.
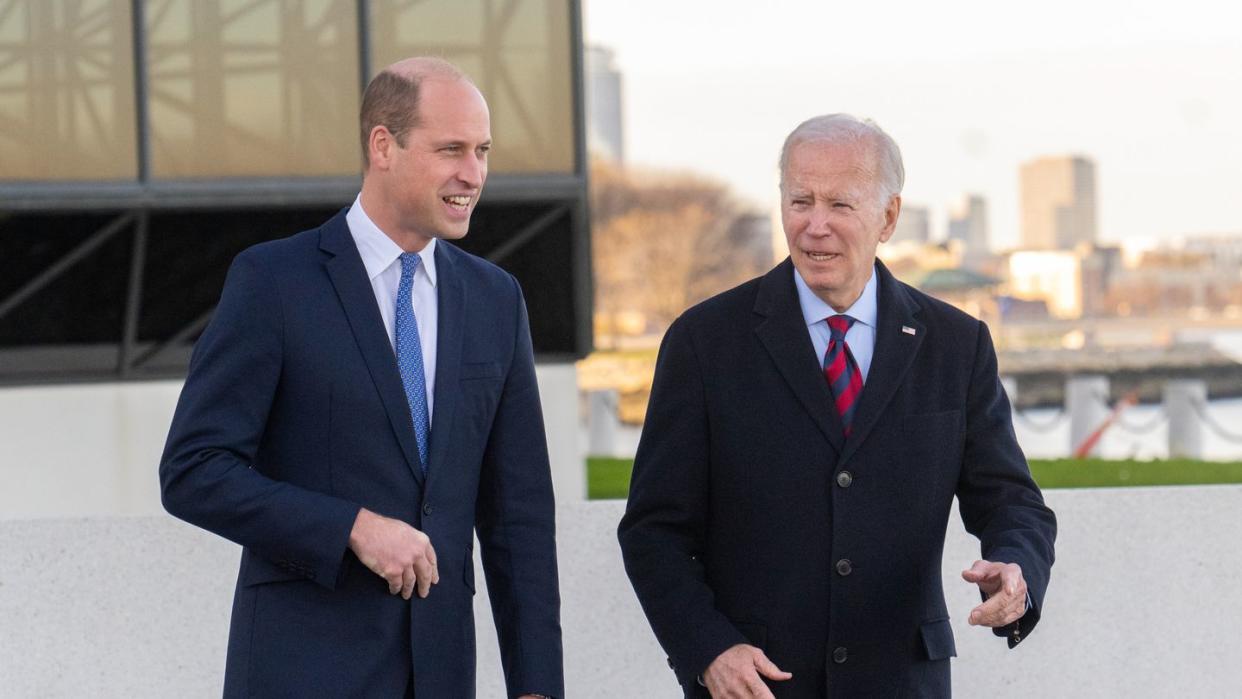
xmin=346 ymin=195 xmax=438 ymax=287
xmin=793 ymin=263 xmax=878 ymax=329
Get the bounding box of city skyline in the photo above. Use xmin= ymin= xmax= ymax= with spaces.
xmin=584 ymin=0 xmax=1241 ymax=250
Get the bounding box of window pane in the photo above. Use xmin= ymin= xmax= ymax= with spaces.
xmin=370 ymin=0 xmax=576 ymax=174
xmin=0 ymin=212 xmax=132 ymax=378
xmin=145 ymin=0 xmax=360 ymax=178
xmin=0 ymin=0 xmax=137 ymax=181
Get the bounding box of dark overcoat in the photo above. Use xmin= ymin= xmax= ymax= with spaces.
xmin=619 ymin=259 xmax=1056 ymax=698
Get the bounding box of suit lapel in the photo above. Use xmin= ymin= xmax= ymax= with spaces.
xmin=425 ymin=242 xmax=465 ymax=491
xmin=319 ymin=212 xmax=425 ymax=485
xmin=839 ymin=260 xmax=924 ymax=465
xmin=753 ymin=259 xmax=845 ymax=454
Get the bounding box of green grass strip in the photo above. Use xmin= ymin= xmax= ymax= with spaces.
xmin=1029 ymin=458 xmax=1242 ymax=489
xmin=587 ymin=457 xmax=637 ymax=500
xmin=587 ymin=456 xmax=1242 ymax=500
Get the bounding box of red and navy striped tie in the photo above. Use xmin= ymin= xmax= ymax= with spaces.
xmin=824 ymin=315 xmax=863 ymax=437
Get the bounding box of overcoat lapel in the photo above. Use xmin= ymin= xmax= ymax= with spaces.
xmin=753 ymin=259 xmax=845 ymax=454
xmin=319 ymin=212 xmax=425 ymax=485
xmin=425 ymin=242 xmax=466 ymax=490
xmin=839 ymin=260 xmax=924 ymax=465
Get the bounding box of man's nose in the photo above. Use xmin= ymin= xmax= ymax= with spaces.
xmin=806 ymin=206 xmax=834 ymax=235
xmin=457 ymin=155 xmax=486 ymax=188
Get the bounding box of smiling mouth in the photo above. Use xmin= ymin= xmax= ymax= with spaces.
xmin=805 ymin=251 xmax=841 ymax=262
xmin=443 ymin=195 xmax=472 ymax=211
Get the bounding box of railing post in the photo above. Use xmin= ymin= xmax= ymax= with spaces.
xmin=1165 ymin=379 xmax=1206 ymax=459
xmin=1067 ymin=375 xmax=1110 ymax=457
xmin=587 ymin=389 xmax=618 ymax=457
xmin=1001 ymin=376 xmax=1018 ymax=405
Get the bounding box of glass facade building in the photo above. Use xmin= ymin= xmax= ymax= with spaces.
xmin=0 ymin=0 xmax=591 ymax=384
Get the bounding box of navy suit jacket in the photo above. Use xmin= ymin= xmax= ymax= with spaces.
xmin=618 ymin=259 xmax=1056 ymax=698
xmin=160 ymin=210 xmax=563 ymax=698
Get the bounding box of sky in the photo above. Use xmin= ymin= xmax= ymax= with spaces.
xmin=583 ymin=0 xmax=1242 ymax=251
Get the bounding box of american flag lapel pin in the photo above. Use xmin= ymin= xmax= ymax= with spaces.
xmin=902 ymin=325 xmax=917 ymax=336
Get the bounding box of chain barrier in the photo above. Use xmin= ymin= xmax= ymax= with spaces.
xmin=1091 ymin=389 xmax=1115 ymax=411
xmin=1013 ymin=408 xmax=1066 ymax=433
xmin=1112 ymin=408 xmax=1168 ymax=434
xmin=1191 ymin=398 xmax=1242 ymax=444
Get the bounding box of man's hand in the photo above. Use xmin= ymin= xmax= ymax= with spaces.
xmin=962 ymin=559 xmax=1027 ymax=627
xmin=702 ymin=644 xmax=792 ymax=698
xmin=348 ymin=508 xmax=439 ymax=599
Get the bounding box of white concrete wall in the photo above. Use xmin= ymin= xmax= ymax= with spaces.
xmin=2 ymin=487 xmax=1240 ymax=697
xmin=0 ymin=367 xmax=583 ymax=520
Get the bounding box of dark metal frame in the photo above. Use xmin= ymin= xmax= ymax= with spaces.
xmin=0 ymin=0 xmax=592 ymax=385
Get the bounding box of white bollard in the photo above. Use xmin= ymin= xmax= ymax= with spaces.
xmin=536 ymin=364 xmax=586 ymax=501
xmin=587 ymin=389 xmax=619 ymax=458
xmin=1001 ymin=376 xmax=1018 ymax=406
xmin=1067 ymin=375 xmax=1110 ymax=457
xmin=1164 ymin=379 xmax=1206 ymax=460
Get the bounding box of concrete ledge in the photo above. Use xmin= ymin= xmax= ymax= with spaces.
xmin=3 ymin=486 xmax=1240 ymax=697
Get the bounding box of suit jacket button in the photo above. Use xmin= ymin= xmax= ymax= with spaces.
xmin=836 ymin=471 xmax=853 ymax=488
xmin=833 ymin=647 xmax=848 ymax=664
xmin=835 ymin=559 xmax=852 ymax=576
xmin=422 ymin=502 xmax=433 ymax=516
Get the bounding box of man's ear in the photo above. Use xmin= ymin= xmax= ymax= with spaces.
xmin=368 ymin=125 xmax=396 ymax=171
xmin=879 ymin=194 xmax=902 ymax=243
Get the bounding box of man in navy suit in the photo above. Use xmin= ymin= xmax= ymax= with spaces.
xmin=160 ymin=57 xmax=562 ymax=698
xmin=618 ymin=114 xmax=1056 ymax=698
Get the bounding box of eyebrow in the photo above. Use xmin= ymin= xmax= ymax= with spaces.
xmin=433 ymin=139 xmax=492 ymax=149
xmin=787 ymin=189 xmax=859 ymax=202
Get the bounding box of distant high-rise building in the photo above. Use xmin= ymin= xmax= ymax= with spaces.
xmin=891 ymin=205 xmax=930 ymax=244
xmin=1020 ymin=155 xmax=1097 ymax=250
xmin=947 ymin=194 xmax=989 ymax=257
xmin=585 ymin=46 xmax=624 ymax=163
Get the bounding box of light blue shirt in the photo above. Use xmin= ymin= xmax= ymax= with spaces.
xmin=346 ymin=195 xmax=439 ymax=419
xmin=793 ymin=264 xmax=879 ymax=383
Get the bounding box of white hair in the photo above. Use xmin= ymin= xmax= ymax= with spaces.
xmin=778 ymin=113 xmax=905 ymax=207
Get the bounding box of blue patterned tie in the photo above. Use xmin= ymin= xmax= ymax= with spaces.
xmin=395 ymin=252 xmax=430 ymax=473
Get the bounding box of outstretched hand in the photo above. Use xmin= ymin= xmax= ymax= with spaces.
xmin=961 ymin=559 xmax=1027 ymax=627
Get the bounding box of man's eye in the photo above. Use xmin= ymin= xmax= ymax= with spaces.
xmin=833 ymin=202 xmax=853 ymax=209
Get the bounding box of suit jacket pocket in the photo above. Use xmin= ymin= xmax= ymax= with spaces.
xmin=238 ymin=550 xmax=311 ymax=587
xmin=460 ymin=361 xmax=503 ymax=381
xmin=919 ymin=617 xmax=957 ymax=660
xmin=463 ymin=546 xmax=476 ymax=594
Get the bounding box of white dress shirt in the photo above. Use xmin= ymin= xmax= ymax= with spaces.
xmin=793 ymin=264 xmax=879 ymax=383
xmin=346 ymin=195 xmax=439 ymax=419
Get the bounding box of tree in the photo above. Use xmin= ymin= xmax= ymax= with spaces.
xmin=590 ymin=160 xmax=769 ymax=339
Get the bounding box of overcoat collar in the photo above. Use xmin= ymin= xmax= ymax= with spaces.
xmin=753 ymin=258 xmax=924 ymax=464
